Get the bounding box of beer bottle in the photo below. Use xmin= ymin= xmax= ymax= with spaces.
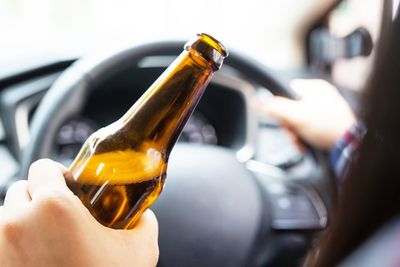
xmin=67 ymin=33 xmax=228 ymax=229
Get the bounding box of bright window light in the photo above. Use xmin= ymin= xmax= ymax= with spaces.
xmin=0 ymin=0 xmax=318 ymax=76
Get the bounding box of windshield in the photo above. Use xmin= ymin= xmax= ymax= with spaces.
xmin=0 ymin=0 xmax=318 ymax=76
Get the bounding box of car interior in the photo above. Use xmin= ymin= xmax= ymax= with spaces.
xmin=0 ymin=0 xmax=393 ymax=266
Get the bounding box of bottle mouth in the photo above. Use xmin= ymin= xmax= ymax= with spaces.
xmin=185 ymin=33 xmax=228 ymax=70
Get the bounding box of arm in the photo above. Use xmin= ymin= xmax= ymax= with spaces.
xmin=253 ymin=79 xmax=357 ymax=150
xmin=253 ymin=79 xmax=359 ymax=181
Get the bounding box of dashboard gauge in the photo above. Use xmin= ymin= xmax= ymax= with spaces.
xmin=179 ymin=112 xmax=218 ymax=145
xmin=55 ymin=112 xmax=217 ymax=161
xmin=55 ymin=117 xmax=98 ymax=160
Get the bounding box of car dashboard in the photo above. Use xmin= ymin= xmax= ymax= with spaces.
xmin=0 ymin=56 xmax=333 ymax=266
xmin=0 ymin=56 xmax=308 ymax=174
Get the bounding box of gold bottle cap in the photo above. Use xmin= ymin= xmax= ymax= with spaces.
xmin=185 ymin=33 xmax=228 ymax=70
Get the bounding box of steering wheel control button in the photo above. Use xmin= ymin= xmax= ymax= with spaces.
xmin=253 ymin=173 xmax=327 ymax=230
xmin=269 ymin=184 xmax=327 ymax=230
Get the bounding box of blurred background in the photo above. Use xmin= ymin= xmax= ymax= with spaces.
xmin=0 ymin=0 xmax=316 ymax=69
xmin=0 ymin=0 xmax=390 ymax=91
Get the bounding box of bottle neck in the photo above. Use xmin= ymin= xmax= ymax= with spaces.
xmin=118 ymin=51 xmax=215 ymax=157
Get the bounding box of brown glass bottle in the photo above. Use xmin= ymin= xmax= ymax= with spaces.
xmin=67 ymin=33 xmax=228 ymax=229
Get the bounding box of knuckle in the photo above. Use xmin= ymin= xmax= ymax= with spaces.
xmin=34 ymin=192 xmax=72 ymax=214
xmin=10 ymin=179 xmax=27 ymax=187
xmin=31 ymin=194 xmax=77 ymax=227
xmin=0 ymin=218 xmax=22 ymax=243
xmin=29 ymin=158 xmax=54 ymax=174
xmin=30 ymin=158 xmax=53 ymax=168
xmin=5 ymin=180 xmax=27 ymax=198
xmin=8 ymin=180 xmax=28 ymax=191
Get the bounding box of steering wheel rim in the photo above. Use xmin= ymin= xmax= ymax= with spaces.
xmin=14 ymin=41 xmax=306 ymax=267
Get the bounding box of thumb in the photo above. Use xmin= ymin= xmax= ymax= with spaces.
xmin=127 ymin=209 xmax=159 ymax=240
xmin=116 ymin=209 xmax=159 ymax=267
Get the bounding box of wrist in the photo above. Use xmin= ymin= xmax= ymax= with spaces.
xmin=330 ymin=121 xmax=366 ymax=182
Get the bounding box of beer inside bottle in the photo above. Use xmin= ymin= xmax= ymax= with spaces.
xmin=67 ymin=33 xmax=228 ymax=229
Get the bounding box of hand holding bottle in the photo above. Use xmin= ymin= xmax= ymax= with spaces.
xmin=0 ymin=159 xmax=159 ymax=267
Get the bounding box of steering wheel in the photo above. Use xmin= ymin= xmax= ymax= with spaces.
xmin=12 ymin=41 xmax=331 ymax=267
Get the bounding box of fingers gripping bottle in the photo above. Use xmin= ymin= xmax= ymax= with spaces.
xmin=67 ymin=34 xmax=228 ymax=229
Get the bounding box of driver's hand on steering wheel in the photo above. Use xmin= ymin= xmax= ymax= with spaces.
xmin=0 ymin=159 xmax=159 ymax=267
xmin=253 ymin=79 xmax=357 ymax=150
